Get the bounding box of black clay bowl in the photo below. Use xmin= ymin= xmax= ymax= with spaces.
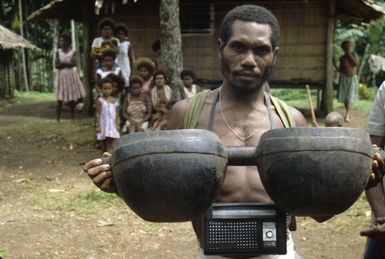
xmin=111 ymin=129 xmax=227 ymax=222
xmin=256 ymin=127 xmax=373 ymax=216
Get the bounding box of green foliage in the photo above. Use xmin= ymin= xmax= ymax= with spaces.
xmin=0 ymin=248 xmax=7 ymax=257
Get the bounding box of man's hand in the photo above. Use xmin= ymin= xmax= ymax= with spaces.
xmin=367 ymin=148 xmax=385 ymax=189
xmin=361 ymin=217 xmax=385 ymax=239
xmin=83 ymin=152 xmax=117 ymax=193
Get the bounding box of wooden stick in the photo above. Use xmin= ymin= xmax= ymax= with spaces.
xmin=305 ymin=84 xmax=318 ymax=127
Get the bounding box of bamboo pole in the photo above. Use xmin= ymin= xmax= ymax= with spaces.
xmin=306 ymin=84 xmax=319 ymax=127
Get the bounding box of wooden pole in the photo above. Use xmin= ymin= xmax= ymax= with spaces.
xmin=18 ymin=0 xmax=29 ymax=91
xmin=323 ymin=0 xmax=336 ymax=115
xmin=306 ymin=85 xmax=319 ymax=127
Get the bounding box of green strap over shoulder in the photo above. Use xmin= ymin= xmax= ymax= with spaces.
xmin=182 ymin=90 xmax=295 ymax=129
xmin=269 ymin=95 xmax=296 ymax=128
xmin=182 ymin=90 xmax=210 ymax=129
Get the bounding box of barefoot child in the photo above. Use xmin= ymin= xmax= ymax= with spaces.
xmin=95 ymin=77 xmax=120 ymax=153
xmin=122 ymin=76 xmax=152 ymax=133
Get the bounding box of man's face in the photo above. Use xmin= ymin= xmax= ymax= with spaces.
xmin=219 ymin=20 xmax=277 ymax=94
xmin=155 ymin=74 xmax=165 ymax=87
xmin=101 ymin=25 xmax=113 ymax=38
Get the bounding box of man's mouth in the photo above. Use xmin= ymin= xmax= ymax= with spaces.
xmin=233 ymin=71 xmax=260 ymax=79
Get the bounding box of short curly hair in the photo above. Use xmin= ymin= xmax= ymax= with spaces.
xmin=114 ymin=23 xmax=129 ymax=36
xmin=98 ymin=17 xmax=115 ymax=30
xmin=101 ymin=48 xmax=116 ymax=60
xmin=135 ymin=57 xmax=155 ymax=75
xmin=130 ymin=76 xmax=144 ymax=86
xmin=180 ymin=68 xmax=196 ymax=80
xmin=220 ymin=5 xmax=280 ymax=49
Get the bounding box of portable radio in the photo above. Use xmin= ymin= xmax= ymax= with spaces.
xmin=203 ymin=203 xmax=287 ymax=256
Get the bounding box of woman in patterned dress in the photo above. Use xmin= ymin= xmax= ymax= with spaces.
xmin=55 ymin=33 xmax=86 ymax=122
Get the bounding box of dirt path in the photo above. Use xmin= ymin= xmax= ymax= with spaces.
xmin=0 ymin=100 xmax=372 ymax=258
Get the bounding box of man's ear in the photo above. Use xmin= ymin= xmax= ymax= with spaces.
xmin=217 ymin=39 xmax=224 ymax=59
xmin=273 ymin=47 xmax=279 ymax=64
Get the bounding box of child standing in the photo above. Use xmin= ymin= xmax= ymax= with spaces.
xmin=95 ymin=77 xmax=120 ymax=153
xmin=122 ymin=76 xmax=152 ymax=133
xmin=55 ymin=33 xmax=86 ymax=122
xmin=114 ymin=23 xmax=135 ymax=91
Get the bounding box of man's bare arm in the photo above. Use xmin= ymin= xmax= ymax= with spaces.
xmin=167 ymin=99 xmax=190 ymax=130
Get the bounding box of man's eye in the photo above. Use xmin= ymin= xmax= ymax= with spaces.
xmin=256 ymin=47 xmax=271 ymax=56
xmin=231 ymin=43 xmax=245 ymax=51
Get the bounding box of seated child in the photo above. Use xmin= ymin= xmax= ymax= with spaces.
xmin=325 ymin=111 xmax=344 ymax=127
xmin=180 ymin=68 xmax=201 ymax=99
xmin=122 ymin=76 xmax=152 ymax=133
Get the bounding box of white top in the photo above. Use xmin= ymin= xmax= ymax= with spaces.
xmin=151 ymin=85 xmax=172 ymax=106
xmin=96 ymin=67 xmax=121 ymax=79
xmin=367 ymin=81 xmax=385 ymax=136
xmin=91 ymin=37 xmax=120 ymax=48
xmin=96 ymin=98 xmax=120 ymax=140
xmin=116 ymin=41 xmax=131 ymax=86
xmin=57 ymin=48 xmax=76 ymax=70
xmin=183 ymin=84 xmax=198 ymax=99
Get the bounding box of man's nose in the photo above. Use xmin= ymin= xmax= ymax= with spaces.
xmin=241 ymin=51 xmax=257 ymax=69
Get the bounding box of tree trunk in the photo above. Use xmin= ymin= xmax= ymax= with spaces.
xmin=159 ymin=0 xmax=183 ymax=100
xmin=18 ymin=0 xmax=29 ymax=91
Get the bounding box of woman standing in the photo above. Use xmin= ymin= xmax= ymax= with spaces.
xmin=55 ymin=33 xmax=86 ymax=122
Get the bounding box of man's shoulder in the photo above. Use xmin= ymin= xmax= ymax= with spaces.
xmin=269 ymin=94 xmax=307 ymax=127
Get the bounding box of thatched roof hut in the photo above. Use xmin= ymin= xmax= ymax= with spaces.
xmin=0 ymin=25 xmax=39 ymax=98
xmin=0 ymin=24 xmax=39 ymax=50
xmin=28 ymin=0 xmax=385 ymax=114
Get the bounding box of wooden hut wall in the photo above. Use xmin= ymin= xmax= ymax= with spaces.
xmin=91 ymin=0 xmax=328 ymax=86
xmin=0 ymin=50 xmax=15 ymax=98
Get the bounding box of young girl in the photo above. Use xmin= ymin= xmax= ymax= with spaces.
xmin=180 ymin=68 xmax=201 ymax=99
xmin=55 ymin=33 xmax=86 ymax=122
xmin=95 ymin=77 xmax=120 ymax=153
xmin=96 ymin=49 xmax=124 ymax=92
xmin=122 ymin=76 xmax=152 ymax=133
xmin=114 ymin=23 xmax=135 ymax=90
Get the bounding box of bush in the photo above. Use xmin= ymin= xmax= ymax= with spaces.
xmin=358 ymin=84 xmax=376 ymax=101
